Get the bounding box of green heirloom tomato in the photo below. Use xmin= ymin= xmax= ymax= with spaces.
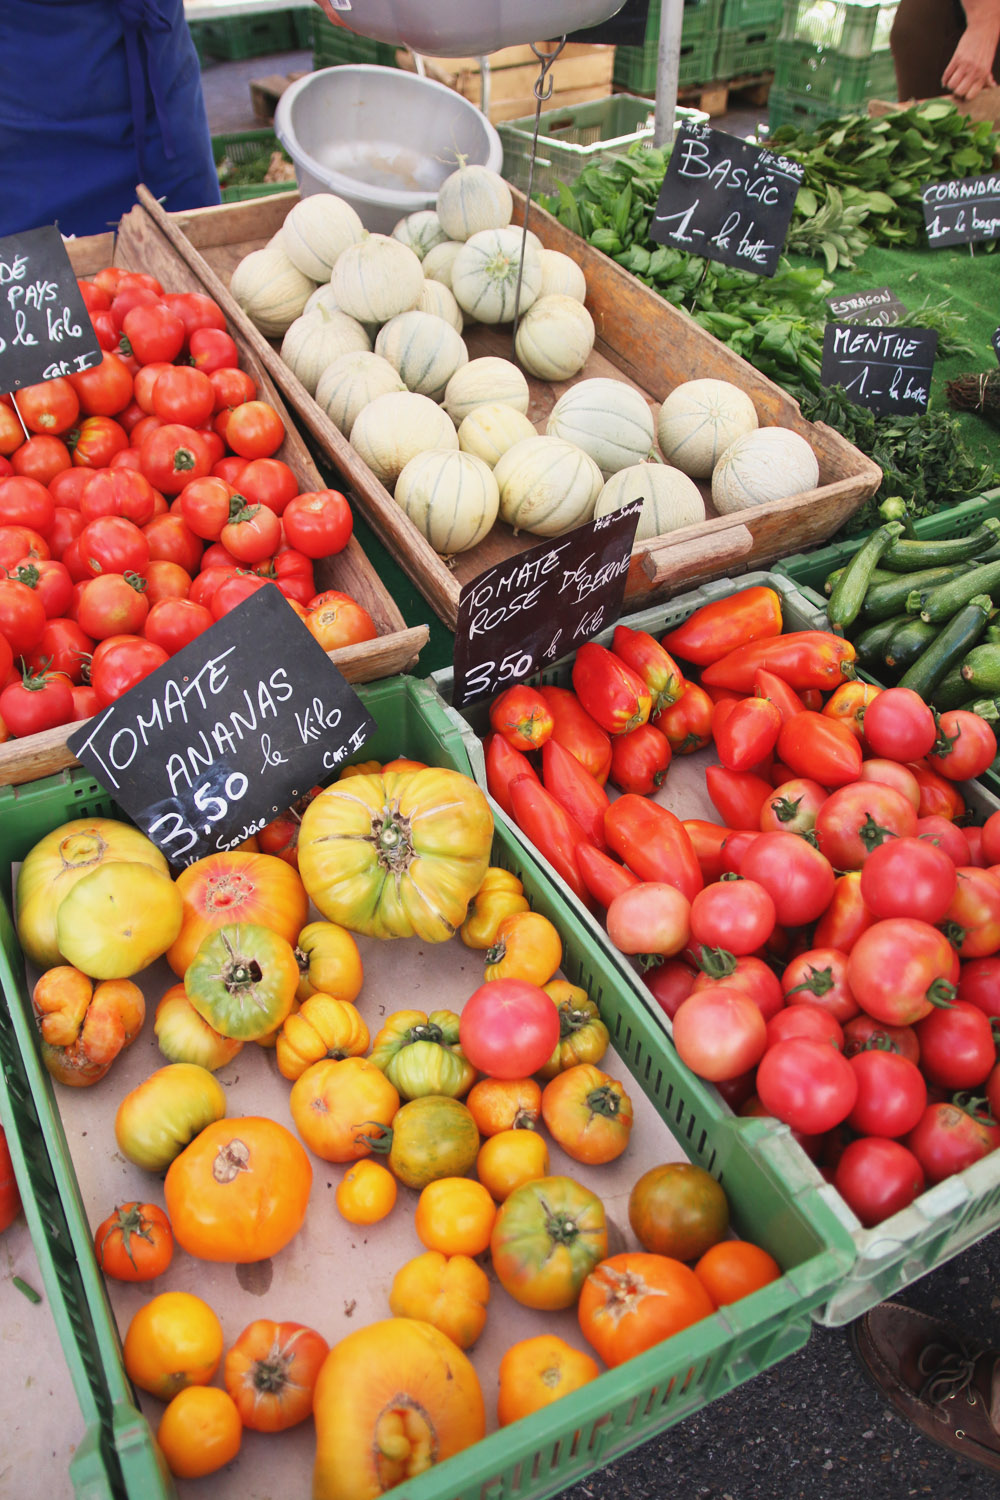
xmin=370 ymin=1096 xmax=480 ymax=1190
xmin=490 ymin=1175 xmax=608 ymax=1311
xmin=368 ymin=1009 xmax=476 ymax=1099
xmin=184 ymin=922 xmax=299 ymax=1041
xmin=114 ymin=1063 xmax=227 ymax=1171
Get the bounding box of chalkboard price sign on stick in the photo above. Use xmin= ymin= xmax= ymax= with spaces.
xmin=650 ymin=123 xmax=804 ymax=277
xmin=452 ymin=503 xmax=643 ymax=709
xmin=827 ymin=287 xmax=908 ymax=327
xmin=821 ymin=322 xmax=938 ymax=416
xmin=68 ymin=587 xmax=376 ymax=868
xmin=922 ymin=172 xmax=1000 ymax=248
xmin=0 ymin=224 xmax=102 ymax=389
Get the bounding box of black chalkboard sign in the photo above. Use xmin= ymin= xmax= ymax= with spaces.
xmin=821 ymin=322 xmax=938 ymax=416
xmin=827 ymin=287 xmax=908 ymax=327
xmin=650 ymin=123 xmax=804 ymax=277
xmin=452 ymin=502 xmax=642 ymax=709
xmin=994 ymin=327 xmax=1000 ymax=365
xmin=68 ymin=587 xmax=376 ymax=868
xmin=922 ymin=172 xmax=1000 ymax=248
xmin=0 ymin=225 xmax=102 ymax=389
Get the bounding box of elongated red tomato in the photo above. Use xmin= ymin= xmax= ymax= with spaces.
xmin=714 ymin=696 xmax=782 ymax=773
xmin=705 ymin=765 xmax=773 ymax=830
xmin=484 ymin=733 xmax=539 ymax=820
xmin=682 ymin=820 xmax=734 ymax=883
xmin=575 ymin=843 xmax=639 ymax=909
xmin=700 ymin=632 xmax=856 ymax=694
xmin=653 ymin=681 xmax=714 ymax=755
xmin=603 ymin=796 xmax=703 ymax=903
xmin=813 ymin=872 xmax=875 ymax=953
xmin=610 ymin=625 xmax=684 ymax=714
xmin=508 ymin=776 xmax=592 ymax=907
xmin=660 ymin=587 xmax=783 ymax=667
xmin=776 ymin=712 xmax=863 ymax=789
xmin=752 ymin=667 xmax=805 ymax=725
xmin=571 ymin=642 xmax=651 ymax=735
xmin=536 ymin=685 xmax=612 ymax=785
xmin=608 ymin=722 xmax=672 ymax=795
xmin=541 ymin=738 xmax=609 ymax=850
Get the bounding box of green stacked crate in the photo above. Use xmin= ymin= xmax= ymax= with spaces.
xmin=612 ymin=0 xmax=723 ymax=94
xmin=770 ymin=0 xmax=898 ymax=126
xmin=716 ymin=0 xmax=780 ymax=78
xmin=291 ymin=6 xmax=313 ymax=47
xmin=190 ymin=9 xmax=296 ymax=61
xmin=312 ymin=13 xmax=399 ymax=68
xmin=211 ymin=130 xmax=297 ymax=203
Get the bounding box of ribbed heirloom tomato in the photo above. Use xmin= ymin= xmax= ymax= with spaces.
xmin=224 ymin=1319 xmax=329 ymax=1432
xmin=578 ymin=1252 xmax=715 ymax=1367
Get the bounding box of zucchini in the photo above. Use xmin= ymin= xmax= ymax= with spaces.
xmin=879 ymin=517 xmax=1000 ymax=572
xmin=970 ymin=697 xmax=1000 ymax=723
xmin=883 ymin=616 xmax=938 ymax=674
xmin=828 ymin=522 xmax=905 ymax=635
xmin=930 ymin=666 xmax=977 ymax=711
xmin=918 ymin=560 xmax=1000 ymax=624
xmin=863 ymin=564 xmax=974 ymax=623
xmin=959 ymin=643 xmax=1000 ymax=697
xmin=823 ymin=564 xmax=894 ymax=597
xmin=853 ymin=613 xmax=910 ymax=670
xmin=897 ymin=595 xmax=993 ymax=698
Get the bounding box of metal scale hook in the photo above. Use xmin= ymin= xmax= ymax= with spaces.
xmin=510 ymin=37 xmax=568 ymax=355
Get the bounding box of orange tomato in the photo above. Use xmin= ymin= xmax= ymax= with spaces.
xmin=694 ymin=1239 xmax=781 ymax=1306
xmin=335 ymin=1159 xmax=397 ymax=1224
xmin=414 ymin=1177 xmax=496 ymax=1257
xmin=477 ymin=1129 xmax=549 ymax=1202
xmin=822 ymin=680 xmax=881 ymax=741
xmin=483 ymin=910 xmax=562 ymax=986
xmin=388 ymin=1251 xmax=490 ymax=1349
xmin=290 ymin=1055 xmax=399 ymax=1163
xmin=164 ymin=1116 xmax=311 ymax=1263
xmin=224 ymin=1319 xmax=329 ymax=1432
xmin=157 ymin=1385 xmax=242 ymax=1479
xmin=123 ymin=1290 xmax=224 ymax=1400
xmin=94 ymin=1201 xmax=173 ymax=1282
xmin=153 ymin=982 xmax=242 ymax=1072
xmin=305 ymin=589 xmax=378 ymax=650
xmin=294 ymin=919 xmax=364 ymax=1002
xmin=577 ymin=1252 xmax=714 ymax=1367
xmin=276 ymin=993 xmax=369 ymax=1080
xmin=541 ymin=1063 xmax=634 ymax=1165
xmin=460 ymin=868 xmax=530 ymax=950
xmin=166 ymin=850 xmax=309 ymax=976
xmin=465 ymin=1076 xmax=541 ymax=1136
xmin=496 ymin=1335 xmax=599 ymax=1426
xmin=382 ymin=757 xmax=427 ymax=773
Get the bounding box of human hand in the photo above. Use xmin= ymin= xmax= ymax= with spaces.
xmin=941 ymin=27 xmax=997 ymax=98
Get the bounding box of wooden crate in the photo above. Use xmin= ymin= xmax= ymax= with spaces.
xmin=396 ymin=42 xmax=616 ymax=122
xmin=138 ymin=183 xmax=882 ymax=632
xmin=0 ymin=205 xmax=427 ymax=788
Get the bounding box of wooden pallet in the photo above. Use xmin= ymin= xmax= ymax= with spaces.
xmin=617 ymin=73 xmax=772 ymax=119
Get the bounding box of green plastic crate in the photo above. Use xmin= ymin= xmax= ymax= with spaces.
xmin=0 ymin=675 xmax=853 ymax=1498
xmin=614 ymin=36 xmax=720 ymax=94
xmin=291 ymin=5 xmax=313 ymax=47
xmin=500 ymin=95 xmax=707 ymax=198
xmin=190 ymin=9 xmax=296 ymax=61
xmin=715 ymin=26 xmax=778 ymax=77
xmin=721 ymin=0 xmax=781 ymax=27
xmin=772 ymin=39 xmax=897 ymax=108
xmin=433 ymin=570 xmax=1000 ymax=1326
xmin=778 ymin=0 xmax=898 ymax=55
xmin=768 ymin=84 xmax=862 ymax=129
xmin=211 ymin=129 xmax=296 ymax=203
xmin=311 ymin=15 xmax=399 ymax=67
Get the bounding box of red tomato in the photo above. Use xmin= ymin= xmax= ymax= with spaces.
xmin=908 ymin=762 xmax=966 ymax=821
xmin=603 ymin=796 xmax=703 ymax=903
xmin=957 ymin=956 xmax=1000 ymax=1019
xmin=225 ymin=401 xmax=285 ymax=459
xmin=863 ymin=687 xmax=937 ymax=762
xmin=282 ymin=489 xmax=353 ymax=558
xmin=235 ymin=457 xmax=298 ymax=515
xmin=714 ymin=696 xmax=782 ymax=773
xmin=833 ymin=1138 xmax=926 ymax=1226
xmin=143 ymin=512 xmax=203 ymax=574
xmin=0 ymin=666 xmax=75 ymax=736
xmin=608 ymin=721 xmax=672 ymax=795
xmin=303 ymin=589 xmax=377 ymax=648
xmin=80 ymin=468 xmax=157 ymax=528
xmin=151 ymin=366 xmax=215 ymax=429
xmin=645 ymin=960 xmax=698 ymax=1020
xmin=756 ymin=1037 xmax=858 ymax=1134
xmin=144 ymin=598 xmax=214 ymax=655
xmin=914 ymin=1001 xmax=996 ymax=1091
xmin=188 ymin=564 xmax=238 ymax=611
xmin=69 ymin=351 xmax=133 ymax=416
xmin=77 ymin=515 xmax=150 ymax=577
xmin=77 ymin=573 xmax=149 ymax=639
xmin=814 ymin=782 xmax=919 ymax=872
xmin=812 ymin=871 xmax=874 ymax=953
xmin=24 ymin=617 xmax=93 ymax=683
xmin=984 ymin=811 xmax=1000 ymax=866
xmin=188 ymin=328 xmax=239 ymax=374
xmin=0 ymin=523 xmax=50 ymax=567
xmin=842 ymin=1012 xmax=920 ymax=1065
xmin=459 ymin=980 xmax=561 ymax=1078
xmin=858 ymin=758 xmax=921 ymax=808
xmin=209 ymin=366 xmax=257 ymax=416
xmin=540 ymin=737 xmax=609 ymax=849
xmin=10 ymin=557 xmax=73 ymax=620
xmin=220 ymin=502 xmax=282 ymax=565
xmin=653 ymin=680 xmax=714 ymax=755
xmin=144 ymin=559 xmax=192 ymax=606
xmin=10 ymin=434 xmax=72 ymax=486
xmin=705 ymin=764 xmax=774 ymax=831
xmin=122 ymin=302 xmax=186 ymax=365
xmin=739 ymin=830 xmax=836 ymax=927
xmin=846 ymin=1050 xmax=927 ymax=1138
xmin=489 ymin=684 xmax=554 ymax=751
xmin=781 ymin=948 xmax=858 ymax=1023
xmin=48 ymin=468 xmax=90 ymax=510
xmin=691 ymin=954 xmax=784 ymax=1021
xmin=776 ymin=711 xmax=863 ymax=788
xmin=765 ymin=1003 xmax=843 ymax=1051
xmin=927 ymin=710 xmax=998 ymax=781
xmin=90 ymin=635 xmax=169 ymax=707
xmin=139 ymin=424 xmax=213 ymax=496
xmin=857 ymin=835 xmax=957 ymax=924
xmin=71 ymin=415 xmax=130 ymax=468
xmin=537 ymin=684 xmax=612 ymax=784
xmin=943 ymin=867 xmax=1000 ymax=958
xmin=847 ymin=919 xmax=958 ymax=1026
xmin=905 ymin=1100 xmax=1000 ymax=1185
xmin=163 ymin=291 xmax=228 ymax=340
xmin=0 ymin=576 xmax=46 ymax=655
xmin=0 ymin=475 xmax=55 ymax=534
xmin=689 ymin=879 xmax=775 ymax=956
xmin=572 ymin=641 xmax=652 ymax=735
xmin=211 ymin=572 xmax=271 ymax=619
xmin=672 ymin=986 xmax=768 ymax=1082
xmin=759 ymin=777 xmax=827 ymax=835
xmin=606 ymin=882 xmax=692 ymax=960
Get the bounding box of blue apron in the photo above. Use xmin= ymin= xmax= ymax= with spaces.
xmin=0 ymin=0 xmax=221 ymax=238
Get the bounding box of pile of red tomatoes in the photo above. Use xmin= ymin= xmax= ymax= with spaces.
xmin=482 ymin=585 xmax=1000 ymax=1229
xmin=0 ymin=265 xmax=375 ymax=741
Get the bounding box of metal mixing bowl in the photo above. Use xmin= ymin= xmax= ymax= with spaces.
xmin=317 ymin=0 xmax=628 ymax=56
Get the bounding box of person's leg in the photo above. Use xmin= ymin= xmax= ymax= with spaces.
xmin=890 ymin=0 xmax=967 ymax=98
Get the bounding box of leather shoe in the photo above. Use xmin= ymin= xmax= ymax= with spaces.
xmin=850 ymin=1302 xmax=1000 ymax=1474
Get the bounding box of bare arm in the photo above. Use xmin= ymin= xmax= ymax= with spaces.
xmin=942 ymin=0 xmax=1000 ymax=97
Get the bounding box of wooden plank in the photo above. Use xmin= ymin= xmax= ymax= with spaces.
xmin=486 ymin=84 xmax=618 ymax=123
xmin=399 ymin=42 xmax=613 ymax=73
xmin=0 ymin=207 xmax=428 ymax=790
xmin=148 ymin=184 xmax=882 ymax=631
